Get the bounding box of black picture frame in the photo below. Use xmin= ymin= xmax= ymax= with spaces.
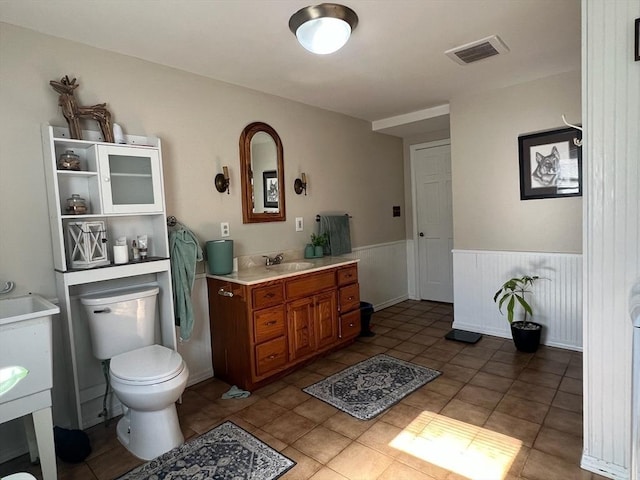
xmin=263 ymin=170 xmax=278 ymax=208
xmin=635 ymin=18 xmax=639 ymax=61
xmin=518 ymin=127 xmax=582 ymax=200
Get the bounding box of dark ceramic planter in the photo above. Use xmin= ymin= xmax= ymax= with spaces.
xmin=510 ymin=321 xmax=542 ymax=353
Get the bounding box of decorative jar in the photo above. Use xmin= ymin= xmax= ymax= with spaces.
xmin=57 ymin=150 xmax=81 ymax=170
xmin=65 ymin=194 xmax=88 ymax=215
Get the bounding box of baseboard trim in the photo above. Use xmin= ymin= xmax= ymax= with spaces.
xmin=374 ymin=295 xmax=409 ymax=311
xmin=452 ymin=321 xmax=583 ymax=352
xmin=186 ymin=369 xmax=214 ymax=387
xmin=581 ymin=453 xmax=629 ymax=480
xmin=0 ymin=444 xmax=28 ymax=465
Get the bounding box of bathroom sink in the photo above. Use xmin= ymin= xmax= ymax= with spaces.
xmin=0 ymin=294 xmax=58 ymax=406
xmin=267 ymin=261 xmax=315 ymax=272
xmin=0 ymin=295 xmax=59 ymax=326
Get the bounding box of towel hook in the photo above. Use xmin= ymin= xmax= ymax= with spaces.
xmin=561 ymin=114 xmax=583 ymax=147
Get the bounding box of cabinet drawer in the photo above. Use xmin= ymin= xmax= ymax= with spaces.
xmin=337 ymin=265 xmax=358 ymax=286
xmin=286 ymin=270 xmax=336 ymax=299
xmin=339 ymin=283 xmax=360 ymax=313
xmin=253 ymin=305 xmax=286 ymax=344
xmin=339 ymin=309 xmax=361 ymax=340
xmin=255 ymin=337 xmax=287 ymax=377
xmin=252 ymin=283 xmax=284 ymax=309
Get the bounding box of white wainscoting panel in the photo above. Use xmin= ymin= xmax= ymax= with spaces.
xmin=581 ymin=1 xmax=639 ymax=478
xmin=452 ymin=249 xmax=582 ymax=350
xmin=343 ymin=240 xmax=409 ymax=310
xmin=177 ymin=274 xmax=213 ymax=386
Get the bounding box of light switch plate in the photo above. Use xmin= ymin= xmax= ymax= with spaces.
xmin=221 ymin=222 xmax=230 ymax=237
xmin=295 ymin=217 xmax=304 ymax=232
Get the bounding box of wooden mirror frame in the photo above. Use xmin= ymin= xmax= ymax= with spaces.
xmin=239 ymin=122 xmax=286 ymax=223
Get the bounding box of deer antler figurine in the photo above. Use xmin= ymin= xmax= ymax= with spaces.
xmin=50 ymin=75 xmax=114 ymax=143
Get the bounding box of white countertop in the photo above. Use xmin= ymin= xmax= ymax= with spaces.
xmin=206 ymin=256 xmax=359 ymax=285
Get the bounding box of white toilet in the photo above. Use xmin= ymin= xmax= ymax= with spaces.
xmin=81 ymin=286 xmax=189 ymax=460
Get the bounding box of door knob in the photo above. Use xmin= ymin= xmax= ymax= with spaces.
xmin=419 ymin=232 xmax=425 ymax=237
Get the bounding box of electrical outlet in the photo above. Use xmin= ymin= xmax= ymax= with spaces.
xmin=221 ymin=222 xmax=230 ymax=237
xmin=295 ymin=217 xmax=304 ymax=232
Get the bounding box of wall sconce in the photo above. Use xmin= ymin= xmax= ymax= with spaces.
xmin=215 ymin=166 xmax=230 ymax=194
xmin=294 ymin=173 xmax=307 ymax=195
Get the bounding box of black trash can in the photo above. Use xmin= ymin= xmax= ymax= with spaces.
xmin=359 ymin=301 xmax=375 ymax=337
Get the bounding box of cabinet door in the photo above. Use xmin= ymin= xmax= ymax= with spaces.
xmin=287 ymin=297 xmax=316 ymax=360
xmin=98 ymin=145 xmax=163 ymax=213
xmin=315 ymin=290 xmax=337 ymax=349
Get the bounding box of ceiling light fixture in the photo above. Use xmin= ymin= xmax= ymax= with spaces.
xmin=289 ymin=3 xmax=358 ymax=55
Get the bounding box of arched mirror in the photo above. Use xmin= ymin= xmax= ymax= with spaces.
xmin=240 ymin=122 xmax=286 ymax=223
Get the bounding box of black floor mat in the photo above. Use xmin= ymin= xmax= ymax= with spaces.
xmin=444 ymin=329 xmax=482 ymax=344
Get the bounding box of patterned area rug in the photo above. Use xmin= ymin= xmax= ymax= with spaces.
xmin=303 ymin=354 xmax=441 ymax=420
xmin=117 ymin=421 xmax=295 ymax=480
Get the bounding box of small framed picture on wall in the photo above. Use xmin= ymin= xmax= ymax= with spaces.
xmin=263 ymin=170 xmax=279 ymax=208
xmin=518 ymin=127 xmax=582 ymax=200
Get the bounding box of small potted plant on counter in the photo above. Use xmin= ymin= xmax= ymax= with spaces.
xmin=310 ymin=233 xmax=328 ymax=258
xmin=493 ymin=275 xmax=543 ymax=352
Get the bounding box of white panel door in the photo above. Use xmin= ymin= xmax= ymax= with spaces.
xmin=413 ymin=143 xmax=453 ymax=302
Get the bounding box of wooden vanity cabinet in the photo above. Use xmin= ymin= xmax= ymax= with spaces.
xmin=207 ymin=262 xmax=360 ymax=391
xmin=337 ymin=264 xmax=361 ymax=341
xmin=287 ymin=290 xmax=337 ymax=361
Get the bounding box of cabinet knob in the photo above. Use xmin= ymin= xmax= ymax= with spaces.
xmin=265 ymin=292 xmax=275 ymax=298
xmin=266 ymin=320 xmax=277 ymax=326
xmin=348 ymin=296 xmax=354 ymax=301
xmin=268 ymin=354 xmax=277 ymax=360
xmin=218 ymin=288 xmax=234 ymax=297
xmin=349 ymin=323 xmax=354 ymax=327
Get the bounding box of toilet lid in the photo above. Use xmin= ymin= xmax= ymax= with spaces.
xmin=110 ymin=345 xmax=184 ymax=383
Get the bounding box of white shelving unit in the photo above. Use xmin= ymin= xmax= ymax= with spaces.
xmin=41 ymin=125 xmax=177 ymax=429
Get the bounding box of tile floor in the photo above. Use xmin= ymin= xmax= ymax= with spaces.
xmin=1 ymin=300 xmax=605 ymax=480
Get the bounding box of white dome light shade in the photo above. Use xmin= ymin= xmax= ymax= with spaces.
xmin=289 ymin=3 xmax=358 ymax=55
xmin=296 ymin=17 xmax=351 ymax=54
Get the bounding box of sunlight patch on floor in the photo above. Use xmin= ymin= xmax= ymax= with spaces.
xmin=389 ymin=411 xmax=522 ymax=479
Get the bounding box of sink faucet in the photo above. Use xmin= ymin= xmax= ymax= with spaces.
xmin=263 ymin=253 xmax=284 ymax=266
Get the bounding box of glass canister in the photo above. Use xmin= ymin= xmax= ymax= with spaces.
xmin=65 ymin=194 xmax=88 ymax=215
xmin=57 ymin=150 xmax=81 ymax=170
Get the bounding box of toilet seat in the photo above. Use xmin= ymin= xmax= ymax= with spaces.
xmin=110 ymin=344 xmax=184 ymax=385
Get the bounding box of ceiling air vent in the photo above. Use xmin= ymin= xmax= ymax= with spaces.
xmin=445 ymin=35 xmax=509 ymax=65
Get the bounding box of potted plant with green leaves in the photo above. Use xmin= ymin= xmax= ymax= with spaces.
xmin=310 ymin=233 xmax=328 ymax=257
xmin=493 ymin=275 xmax=543 ymax=352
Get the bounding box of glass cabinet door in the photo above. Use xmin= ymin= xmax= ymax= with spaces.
xmin=98 ymin=145 xmax=164 ymax=213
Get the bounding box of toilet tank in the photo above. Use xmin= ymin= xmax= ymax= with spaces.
xmin=81 ymin=286 xmax=160 ymax=360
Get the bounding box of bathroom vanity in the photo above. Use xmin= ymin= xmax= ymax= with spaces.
xmin=207 ymin=258 xmax=360 ymax=391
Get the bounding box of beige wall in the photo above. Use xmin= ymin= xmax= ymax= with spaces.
xmin=0 ymin=23 xmax=404 ymax=298
xmin=450 ymin=70 xmax=582 ymax=253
